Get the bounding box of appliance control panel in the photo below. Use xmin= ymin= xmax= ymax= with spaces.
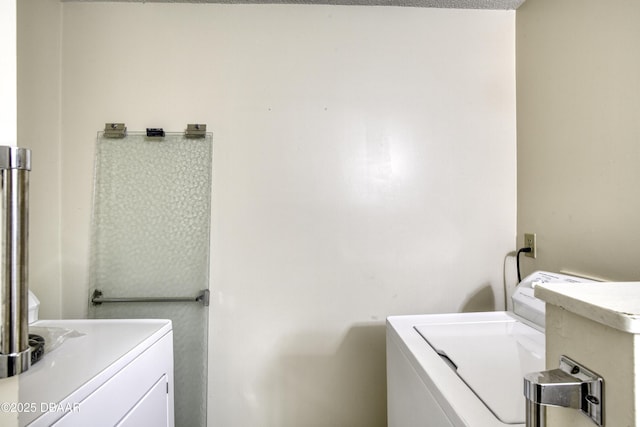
xmin=512 ymin=271 xmax=597 ymax=329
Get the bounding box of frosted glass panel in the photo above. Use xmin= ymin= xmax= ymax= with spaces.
xmin=88 ymin=132 xmax=212 ymax=427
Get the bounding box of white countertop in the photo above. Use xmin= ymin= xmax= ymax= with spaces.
xmin=535 ymin=282 xmax=640 ymax=333
xmin=18 ymin=319 xmax=172 ymax=426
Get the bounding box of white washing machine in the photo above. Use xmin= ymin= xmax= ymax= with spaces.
xmin=18 ymin=309 xmax=175 ymax=427
xmin=386 ymin=271 xmax=595 ymax=427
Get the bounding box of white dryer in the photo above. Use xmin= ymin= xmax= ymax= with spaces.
xmin=19 ymin=318 xmax=174 ymax=427
xmin=386 ymin=271 xmax=595 ymax=427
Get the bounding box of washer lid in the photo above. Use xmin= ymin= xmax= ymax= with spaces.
xmin=414 ymin=319 xmax=544 ymax=424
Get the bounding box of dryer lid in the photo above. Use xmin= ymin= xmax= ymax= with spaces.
xmin=415 ymin=318 xmax=544 ymax=424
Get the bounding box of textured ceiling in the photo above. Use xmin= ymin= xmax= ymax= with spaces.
xmin=65 ymin=0 xmax=526 ymax=10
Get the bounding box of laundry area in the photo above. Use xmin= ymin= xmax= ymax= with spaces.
xmin=2 ymin=0 xmax=640 ymax=426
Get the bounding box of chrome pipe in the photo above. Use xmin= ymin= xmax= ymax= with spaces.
xmin=525 ymin=398 xmax=545 ymax=427
xmin=0 ymin=146 xmax=31 ymax=378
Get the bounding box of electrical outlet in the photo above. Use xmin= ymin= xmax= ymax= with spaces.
xmin=524 ymin=233 xmax=536 ymax=259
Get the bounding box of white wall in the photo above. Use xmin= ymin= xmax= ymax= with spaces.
xmin=17 ymin=0 xmax=63 ymax=320
xmin=20 ymin=3 xmax=517 ymax=426
xmin=0 ymin=0 xmax=16 ymax=147
xmin=517 ymin=0 xmax=640 ymax=281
